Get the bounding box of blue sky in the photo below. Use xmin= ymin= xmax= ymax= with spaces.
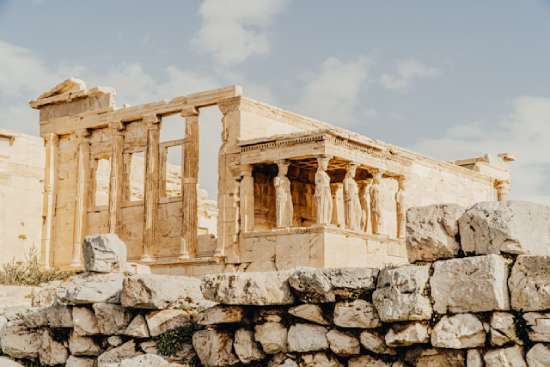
xmin=1 ymin=0 xmax=549 ymax=203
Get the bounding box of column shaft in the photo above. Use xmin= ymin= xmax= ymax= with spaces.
xmin=71 ymin=130 xmax=90 ymax=268
xmin=142 ymin=116 xmax=160 ymax=262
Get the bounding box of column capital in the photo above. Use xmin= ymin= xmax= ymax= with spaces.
xmin=495 ymin=179 xmax=511 ymax=201
xmin=180 ymin=106 xmax=199 ymax=117
xmin=74 ymin=128 xmax=90 ymax=140
xmin=218 ymin=97 xmax=241 ymax=115
xmin=240 ymin=164 xmax=253 ymax=177
xmin=143 ymin=114 xmax=160 ymax=127
xmin=110 ymin=120 xmax=125 ymax=131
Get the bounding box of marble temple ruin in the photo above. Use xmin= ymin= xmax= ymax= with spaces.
xmin=6 ymin=78 xmax=514 ymax=276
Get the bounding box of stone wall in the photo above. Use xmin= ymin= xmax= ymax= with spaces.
xmin=1 ymin=201 xmax=549 ymax=366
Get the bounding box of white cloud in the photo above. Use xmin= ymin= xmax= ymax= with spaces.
xmin=193 ymin=0 xmax=289 ymax=66
xmin=414 ymin=96 xmax=550 ymax=205
xmin=380 ymin=59 xmax=440 ymax=93
xmin=295 ymin=56 xmax=369 ymax=125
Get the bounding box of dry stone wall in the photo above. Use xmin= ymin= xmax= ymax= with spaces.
xmin=0 ymin=201 xmax=549 ymax=366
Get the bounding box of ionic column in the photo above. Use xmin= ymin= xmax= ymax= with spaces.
xmin=180 ymin=108 xmax=199 ymax=260
xmin=40 ymin=133 xmax=57 ymax=269
xmin=395 ymin=176 xmax=407 ymax=239
xmin=70 ymin=129 xmax=90 ymax=268
xmin=370 ymin=171 xmax=383 ymax=235
xmin=314 ymin=155 xmax=333 ymax=225
xmin=142 ymin=115 xmax=160 ymax=263
xmin=240 ymin=164 xmax=255 ymax=233
xmin=108 ymin=121 xmax=124 ymax=233
xmin=495 ymin=180 xmax=510 ymax=202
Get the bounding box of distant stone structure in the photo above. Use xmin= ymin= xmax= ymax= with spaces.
xmin=25 ymin=78 xmax=514 ymax=275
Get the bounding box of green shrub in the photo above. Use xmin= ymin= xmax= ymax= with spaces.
xmin=0 ymin=249 xmax=73 ymax=286
xmin=155 ymin=325 xmax=196 ymax=356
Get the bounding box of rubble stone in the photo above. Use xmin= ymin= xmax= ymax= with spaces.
xmin=466 ymin=349 xmax=484 ymax=367
xmin=0 ymin=321 xmax=41 ymax=359
xmin=145 ymin=309 xmax=192 ymax=337
xmin=39 ymin=329 xmax=69 ymax=366
xmin=192 ymin=328 xmax=239 ymax=367
xmin=490 ymin=312 xmax=521 ymax=346
xmin=233 ymin=328 xmax=265 ymax=364
xmin=509 ymin=255 xmax=550 ymax=311
xmin=404 ymin=348 xmax=465 ymax=367
xmin=385 ymin=323 xmax=429 ymax=347
xmin=254 ymin=322 xmax=288 ymax=354
xmin=93 ymin=303 xmax=132 ymax=335
xmin=196 ymin=305 xmax=244 ymax=325
xmin=483 ymin=345 xmax=527 ymax=367
xmin=333 ymin=300 xmax=380 ymax=328
xmin=97 ymin=340 xmax=140 ymax=367
xmin=326 ymin=329 xmax=360 ymax=355
xmin=359 ymin=330 xmax=396 ymax=355
xmin=83 ymin=233 xmax=127 ymax=273
xmin=523 ymin=312 xmax=550 ymax=342
xmin=66 ymin=356 xmax=96 ymax=367
xmin=287 ymin=323 xmax=328 ymax=353
xmin=68 ymin=332 xmax=102 ymax=356
xmin=431 ymin=313 xmax=486 ymax=349
xmin=73 ymin=306 xmax=100 ymax=335
xmin=348 ymin=355 xmax=391 ymax=367
xmin=125 ymin=314 xmax=150 ymax=338
xmin=300 ymin=352 xmax=343 ymax=367
xmin=46 ymin=304 xmax=73 ymax=327
xmin=288 ymin=304 xmax=330 ymax=325
xmin=526 ymin=344 xmax=550 ymax=367
xmin=56 ymin=272 xmax=124 ymax=305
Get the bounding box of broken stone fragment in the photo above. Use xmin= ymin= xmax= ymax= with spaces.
xmin=287 ymin=323 xmax=328 ymax=353
xmin=326 ymin=329 xmax=360 ymax=355
xmin=359 ymin=330 xmax=396 ymax=355
xmin=145 ymin=309 xmax=192 ymax=337
xmin=430 ymin=254 xmax=510 ymax=314
xmin=406 ymin=204 xmax=465 ymax=262
xmin=73 ymin=306 xmax=100 ymax=336
xmin=93 ymin=302 xmax=132 ymax=335
xmin=490 ymin=312 xmax=521 ymax=346
xmin=385 ymin=322 xmax=430 ymax=347
xmin=526 ymin=343 xmax=550 ymax=367
xmin=404 ymin=347 xmax=466 ymax=367
xmin=483 ymin=345 xmax=527 ymax=367
xmin=97 ymin=340 xmax=141 ymax=367
xmin=233 ymin=328 xmax=265 ymax=364
xmin=508 ymin=255 xmax=550 ymax=311
xmin=56 ymin=272 xmax=124 ymax=305
xmin=107 ymin=335 xmax=123 ymax=347
xmin=192 ymin=328 xmax=239 ymax=367
xmin=333 ymin=299 xmax=380 ymax=328
xmin=459 ymin=201 xmax=550 ymax=256
xmin=254 ymin=321 xmax=288 ymax=354
xmin=195 ymin=305 xmax=244 ymax=325
xmin=523 ymin=312 xmax=550 ymax=342
xmin=201 ymin=271 xmax=295 ymax=305
xmin=124 ymin=314 xmax=150 ymax=338
xmin=288 ymin=304 xmax=330 ymax=325
xmin=431 ymin=313 xmax=486 ymax=349
xmin=83 ymin=233 xmax=127 ymax=273
xmin=68 ymin=332 xmax=102 ymax=356
xmin=372 ymin=264 xmax=432 ymax=322
xmin=0 ymin=321 xmax=41 ymax=359
xmin=39 ymin=329 xmax=69 ymax=366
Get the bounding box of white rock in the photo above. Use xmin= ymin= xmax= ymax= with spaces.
xmin=107 ymin=335 xmax=123 ymax=347
xmin=192 ymin=328 xmax=239 ymax=367
xmin=39 ymin=329 xmax=69 ymax=366
xmin=526 ymin=344 xmax=550 ymax=367
xmin=119 ymin=353 xmax=177 ymax=367
xmin=406 ymin=204 xmax=465 ymax=262
xmin=20 ymin=307 xmax=48 ymax=328
xmin=490 ymin=312 xmax=521 ymax=346
xmin=287 ymin=323 xmax=328 ymax=353
xmin=196 ymin=305 xmax=244 ymax=325
xmin=288 ymin=304 xmax=330 ymax=325
xmin=69 ymin=332 xmax=102 ymax=356
xmin=300 ymin=352 xmax=343 ymax=367
xmin=467 ymin=349 xmax=484 ymax=367
xmin=326 ymin=329 xmax=359 ymax=355
xmin=348 ymin=355 xmax=391 ymax=367
xmin=0 ymin=357 xmax=25 ymax=367
xmin=83 ymin=233 xmax=127 ymax=273
xmin=0 ymin=321 xmax=41 ymax=359
xmin=66 ymin=356 xmax=96 ymax=367
xmin=509 ymin=255 xmax=550 ymax=311
xmin=57 ymin=272 xmax=124 ymax=305
xmin=524 ymin=312 xmax=550 ymax=342
xmin=93 ymin=303 xmax=132 ymax=335
xmin=254 ymin=322 xmax=288 ymax=354
xmin=431 ymin=313 xmax=486 ymax=349
xmin=459 ymin=201 xmax=550 ymax=256
xmin=233 ymin=328 xmax=265 ymax=364
xmin=333 ymin=300 xmax=380 ymax=328
xmin=73 ymin=306 xmax=100 ymax=335
xmin=372 ymin=264 xmax=432 ymax=322
xmin=125 ymin=314 xmax=150 ymax=338
xmin=145 ymin=309 xmax=192 ymax=337
xmin=484 ymin=345 xmax=527 ymax=367
xmin=431 ymin=255 xmax=510 ymax=314
xmin=359 ymin=330 xmax=396 ymax=355
xmin=385 ymin=322 xmax=429 ymax=347
xmin=97 ymin=340 xmax=140 ymax=367
xmin=201 ymin=271 xmax=294 ymax=305
xmin=121 ymin=274 xmax=210 ymax=310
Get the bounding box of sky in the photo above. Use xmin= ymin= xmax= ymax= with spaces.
xmin=0 ymin=0 xmax=549 ymax=204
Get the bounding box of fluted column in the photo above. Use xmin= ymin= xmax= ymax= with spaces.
xmin=180 ymin=108 xmax=199 ymax=260
xmin=240 ymin=164 xmax=255 ymax=233
xmin=40 ymin=133 xmax=58 ymax=269
xmin=108 ymin=121 xmax=124 ymax=233
xmin=142 ymin=115 xmax=160 ymax=263
xmin=370 ymin=171 xmax=383 ymax=235
xmin=70 ymin=129 xmax=90 ymax=268
xmin=495 ymin=180 xmax=510 ymax=202
xmin=395 ymin=176 xmax=407 ymax=239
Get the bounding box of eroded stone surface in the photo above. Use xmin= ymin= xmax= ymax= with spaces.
xmin=73 ymin=306 xmax=100 ymax=336
xmin=333 ymin=300 xmax=380 ymax=328
xmin=287 ymin=323 xmax=328 ymax=353
xmin=326 ymin=329 xmax=360 ymax=355
xmin=490 ymin=312 xmax=521 ymax=346
xmin=0 ymin=321 xmax=41 ymax=359
xmin=233 ymin=328 xmax=265 ymax=364
xmin=348 ymin=355 xmax=391 ymax=367
xmin=523 ymin=312 xmax=550 ymax=342
xmin=509 ymin=255 xmax=550 ymax=311
xmin=254 ymin=322 xmax=288 ymax=354
xmin=288 ymin=304 xmax=330 ymax=325
xmin=192 ymin=328 xmax=239 ymax=367
xmin=57 ymin=272 xmax=124 ymax=305
xmin=300 ymin=352 xmax=343 ymax=367
xmin=404 ymin=348 xmax=466 ymax=367
xmin=385 ymin=323 xmax=429 ymax=347
xmin=466 ymin=349 xmax=484 ymax=367
xmin=97 ymin=340 xmax=140 ymax=367
xmin=93 ymin=302 xmax=132 ymax=335
xmin=359 ymin=330 xmax=396 ymax=355
xmin=483 ymin=345 xmax=527 ymax=367
xmin=66 ymin=356 xmax=96 ymax=367
xmin=145 ymin=309 xmax=192 ymax=337
xmin=83 ymin=233 xmax=127 ymax=273
xmin=125 ymin=314 xmax=150 ymax=338
xmin=196 ymin=305 xmax=244 ymax=325
xmin=431 ymin=313 xmax=486 ymax=349
xmin=526 ymin=344 xmax=550 ymax=367
xmin=68 ymin=332 xmax=102 ymax=356
xmin=39 ymin=329 xmax=69 ymax=366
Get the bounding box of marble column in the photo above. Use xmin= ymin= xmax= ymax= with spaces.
xmin=395 ymin=176 xmax=407 ymax=239
xmin=142 ymin=115 xmax=160 ymax=263
xmin=370 ymin=171 xmax=383 ymax=235
xmin=71 ymin=129 xmax=90 ymax=268
xmin=331 ymin=183 xmax=346 ymax=228
xmin=359 ymin=179 xmax=372 ymax=233
xmin=495 ymin=180 xmax=510 ymax=202
xmin=108 ymin=121 xmax=124 ymax=234
xmin=315 ymin=155 xmax=333 ymax=225
xmin=40 ymin=133 xmax=57 ymax=269
xmin=344 ymin=163 xmax=362 ymax=231
xmin=240 ymin=164 xmax=255 ymax=233
xmin=275 ymin=160 xmax=293 ymax=228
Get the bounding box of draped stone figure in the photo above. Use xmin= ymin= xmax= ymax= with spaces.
xmin=370 ymin=172 xmax=383 ymax=235
xmin=274 ymin=161 xmax=293 ymax=228
xmin=344 ymin=164 xmax=362 ymax=231
xmin=315 ymin=156 xmax=333 ymax=225
xmin=359 ymin=179 xmax=372 ymax=233
xmin=331 ymin=183 xmax=346 ymax=228
xmin=395 ymin=177 xmax=407 ymax=239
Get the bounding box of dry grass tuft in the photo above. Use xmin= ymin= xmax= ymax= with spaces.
xmin=0 ymin=249 xmax=73 ymax=286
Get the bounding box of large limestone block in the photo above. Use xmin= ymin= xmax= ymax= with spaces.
xmin=68 ymin=332 xmax=102 ymax=356
xmin=254 ymin=322 xmax=288 ymax=354
xmin=121 ymin=274 xmax=209 ymax=310
xmin=288 ymin=304 xmax=330 ymax=325
xmin=431 ymin=313 xmax=486 ymax=349
xmin=372 ymin=264 xmax=432 ymax=322
xmin=288 ymin=267 xmax=378 ymax=303
xmin=326 ymin=329 xmax=360 ymax=355
xmin=97 ymin=340 xmax=140 ymax=367
xmin=0 ymin=321 xmax=41 ymax=359
xmin=233 ymin=328 xmax=265 ymax=364
xmin=490 ymin=312 xmax=521 ymax=346
xmin=201 ymin=271 xmax=294 ymax=305
xmin=73 ymin=306 xmax=100 ymax=335
xmin=431 ymin=254 xmax=510 ymax=314
xmin=93 ymin=303 xmax=132 ymax=335
xmin=509 ymin=256 xmax=550 ymax=311
xmin=56 ymin=272 xmax=124 ymax=304
xmin=196 ymin=305 xmax=244 ymax=325
xmin=526 ymin=344 xmax=550 ymax=367
xmin=287 ymin=323 xmax=328 ymax=353
xmin=359 ymin=330 xmax=396 ymax=355
xmin=83 ymin=233 xmax=127 ymax=273
xmin=192 ymin=328 xmax=239 ymax=367
xmin=459 ymin=201 xmax=550 ymax=256
xmin=385 ymin=322 xmax=429 ymax=347
xmin=524 ymin=312 xmax=550 ymax=342
xmin=145 ymin=309 xmax=192 ymax=337
xmin=484 ymin=345 xmax=527 ymax=367
xmin=404 ymin=348 xmax=466 ymax=367
xmin=333 ymin=299 xmax=380 ymax=328
xmin=406 ymin=204 xmax=465 ymax=262
xmin=39 ymin=329 xmax=69 ymax=366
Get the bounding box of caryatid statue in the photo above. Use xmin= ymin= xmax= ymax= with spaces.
xmin=315 ymin=156 xmax=333 ymax=225
xmin=395 ymin=177 xmax=407 ymax=239
xmin=359 ymin=179 xmax=372 ymax=233
xmin=274 ymin=160 xmax=293 ymax=228
xmin=370 ymin=171 xmax=383 ymax=235
xmin=344 ymin=163 xmax=362 ymax=231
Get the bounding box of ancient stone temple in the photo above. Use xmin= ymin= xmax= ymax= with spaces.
xmin=30 ymin=78 xmax=513 ymax=275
